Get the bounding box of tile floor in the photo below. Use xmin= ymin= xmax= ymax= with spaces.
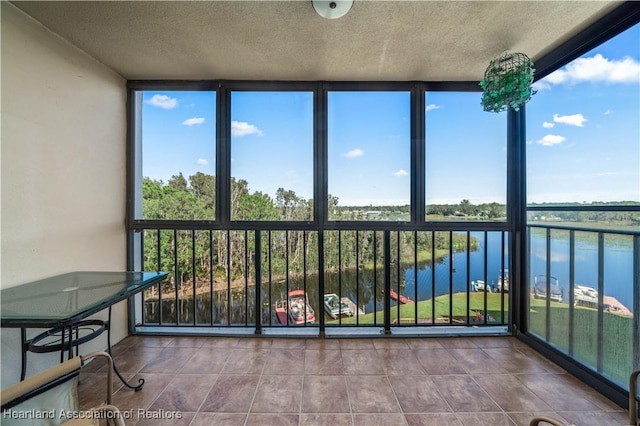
xmin=79 ymin=335 xmax=631 ymax=425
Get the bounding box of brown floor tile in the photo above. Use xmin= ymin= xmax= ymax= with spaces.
xmin=405 ymin=413 xmax=462 ymax=426
xmin=456 ymin=412 xmax=515 ymax=425
xmin=430 ymin=375 xmax=501 ymax=412
xmin=167 ymin=336 xmax=206 ymax=348
xmin=139 ymin=347 xmax=197 ymax=373
xmin=304 ymin=338 xmax=341 ymax=350
xmin=405 ymin=338 xmax=445 ymax=349
xmin=482 ymin=347 xmax=550 ymax=374
xmin=271 ymin=338 xmax=308 ymax=349
xmin=300 ymin=413 xmax=354 ymax=426
xmin=372 ymin=338 xmax=410 ymax=350
xmin=110 ymin=346 xmax=165 ymax=374
xmin=415 ymin=348 xmax=467 ymax=375
xmin=377 ymin=348 xmax=426 ymax=376
xmin=245 ymin=413 xmax=299 ymax=425
xmin=473 ymin=374 xmax=552 ymax=412
xmin=388 ymin=375 xmax=451 ymax=413
xmin=450 ymin=348 xmax=508 ymax=374
xmin=179 ymin=347 xmax=231 ymax=374
xmin=120 ymin=336 xmax=175 ymax=348
xmin=516 ymin=373 xmax=602 ymax=412
xmin=199 ymin=337 xmax=240 ymax=347
xmin=221 ymin=348 xmax=269 ymax=374
xmin=468 ymin=337 xmax=514 ymax=348
xmin=340 ymin=339 xmax=374 ymax=350
xmin=148 ymin=373 xmax=216 ymax=412
xmin=200 ymin=374 xmax=260 ymax=413
xmin=347 ymin=375 xmax=401 ymax=414
xmin=262 ymin=348 xmax=305 ymax=375
xmin=436 ymin=338 xmax=479 ymax=349
xmin=353 ymin=413 xmax=407 ymax=425
xmin=341 ymin=349 xmax=385 ymax=375
xmin=235 ymin=338 xmax=273 ymax=348
xmin=190 ymin=412 xmax=247 ymax=426
xmin=250 ymin=375 xmax=303 ymax=413
xmin=301 ymin=375 xmax=350 ymax=413
xmin=304 ymin=349 xmax=344 ymax=375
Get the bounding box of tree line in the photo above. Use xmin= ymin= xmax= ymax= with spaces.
xmin=141 ymin=173 xmax=480 ymax=291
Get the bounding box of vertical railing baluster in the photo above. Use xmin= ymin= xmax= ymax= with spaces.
xmin=244 ymin=230 xmax=249 ymax=326
xmin=597 ymin=232 xmax=605 ymax=373
xmin=414 ymin=231 xmax=418 ymax=323
xmin=319 ymin=231 xmax=325 ymax=335
xmin=268 ymin=231 xmax=273 ymax=326
xmin=173 ymin=229 xmax=178 ymax=326
xmin=209 ymin=230 xmax=214 ymax=326
xmin=431 ymin=231 xmax=436 ymax=324
xmin=449 ymin=231 xmax=453 ymax=323
xmin=226 ymin=230 xmax=231 ymax=326
xmin=356 ymin=230 xmax=360 ymax=326
xmin=568 ymin=230 xmax=575 ymax=356
xmin=255 ymin=230 xmax=262 ymax=334
xmin=483 ymin=231 xmax=488 ymax=324
xmin=500 ymin=231 xmax=505 ymax=324
xmin=383 ymin=230 xmax=391 ymax=334
xmin=633 ymin=235 xmax=639 ymax=374
xmin=466 ymin=230 xmax=471 ymax=325
xmin=396 ymin=231 xmax=401 ymax=324
xmin=158 ymin=229 xmax=163 ymax=325
xmin=373 ymin=231 xmax=378 ymax=326
xmin=192 ymin=229 xmax=196 ymax=326
xmin=338 ymin=231 xmax=342 ymax=325
xmin=545 ymin=227 xmax=551 ymax=342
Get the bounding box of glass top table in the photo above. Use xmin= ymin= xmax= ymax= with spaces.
xmin=1 ymin=271 xmax=168 ymax=389
xmin=1 ymin=271 xmax=168 ymax=327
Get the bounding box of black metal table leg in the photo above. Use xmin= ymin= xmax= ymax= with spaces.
xmin=106 ymin=306 xmax=144 ymax=391
xmin=20 ymin=328 xmax=28 ymax=381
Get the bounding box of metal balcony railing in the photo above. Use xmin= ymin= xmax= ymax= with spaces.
xmin=131 ymin=227 xmax=511 ymax=335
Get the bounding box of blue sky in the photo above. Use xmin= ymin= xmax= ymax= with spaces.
xmin=142 ymin=23 xmax=639 ymax=207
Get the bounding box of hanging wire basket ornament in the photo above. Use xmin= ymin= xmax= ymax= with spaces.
xmin=480 ymin=51 xmax=536 ymax=113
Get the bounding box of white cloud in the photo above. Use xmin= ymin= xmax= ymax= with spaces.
xmin=553 ymin=113 xmax=587 ymax=127
xmin=544 ymin=54 xmax=640 ymax=86
xmin=532 ymin=80 xmax=551 ymax=92
xmin=146 ymin=94 xmax=178 ymax=109
xmin=182 ymin=117 xmax=205 ymax=126
xmin=537 ymin=134 xmax=566 ymax=146
xmin=231 ymin=121 xmax=264 ymax=137
xmin=542 ymin=122 xmax=555 ymax=128
xmin=604 ymin=109 xmax=614 ymax=115
xmin=196 ymin=158 xmax=208 ymax=166
xmin=392 ymin=169 xmax=408 ymax=177
xmin=342 ymin=148 xmax=364 ymax=158
xmin=425 ymin=104 xmax=441 ymax=112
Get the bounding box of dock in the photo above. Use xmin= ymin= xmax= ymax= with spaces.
xmin=573 ymin=285 xmax=632 ymax=316
xmin=341 ymin=297 xmax=365 ymax=316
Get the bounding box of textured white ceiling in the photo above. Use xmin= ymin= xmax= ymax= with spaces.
xmin=10 ymin=0 xmax=620 ymax=81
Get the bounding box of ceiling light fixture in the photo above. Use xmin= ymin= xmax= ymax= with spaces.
xmin=312 ymin=0 xmax=353 ymax=19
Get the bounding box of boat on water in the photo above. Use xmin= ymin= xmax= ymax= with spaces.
xmin=323 ymin=293 xmax=353 ymax=319
xmin=532 ymin=275 xmax=563 ymax=303
xmin=471 ymin=280 xmax=492 ymax=293
xmin=382 ymin=289 xmax=413 ymax=304
xmin=274 ymin=289 xmax=315 ymax=325
xmin=496 ymin=269 xmax=509 ymax=293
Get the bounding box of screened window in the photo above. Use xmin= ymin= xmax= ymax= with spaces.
xmin=230 ymin=91 xmax=314 ymax=221
xmin=425 ymin=92 xmax=507 ymax=221
xmin=527 ymin=23 xmax=640 ymax=207
xmin=328 ymin=91 xmax=411 ymax=221
xmin=139 ymin=91 xmax=216 ymax=220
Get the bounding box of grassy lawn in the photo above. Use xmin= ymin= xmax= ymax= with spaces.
xmin=328 ymin=292 xmax=509 ymax=325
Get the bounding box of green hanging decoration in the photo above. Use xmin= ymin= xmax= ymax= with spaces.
xmin=480 ymin=51 xmax=536 ymax=113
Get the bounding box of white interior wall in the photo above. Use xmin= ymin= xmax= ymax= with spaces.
xmin=1 ymin=3 xmax=128 ymax=388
